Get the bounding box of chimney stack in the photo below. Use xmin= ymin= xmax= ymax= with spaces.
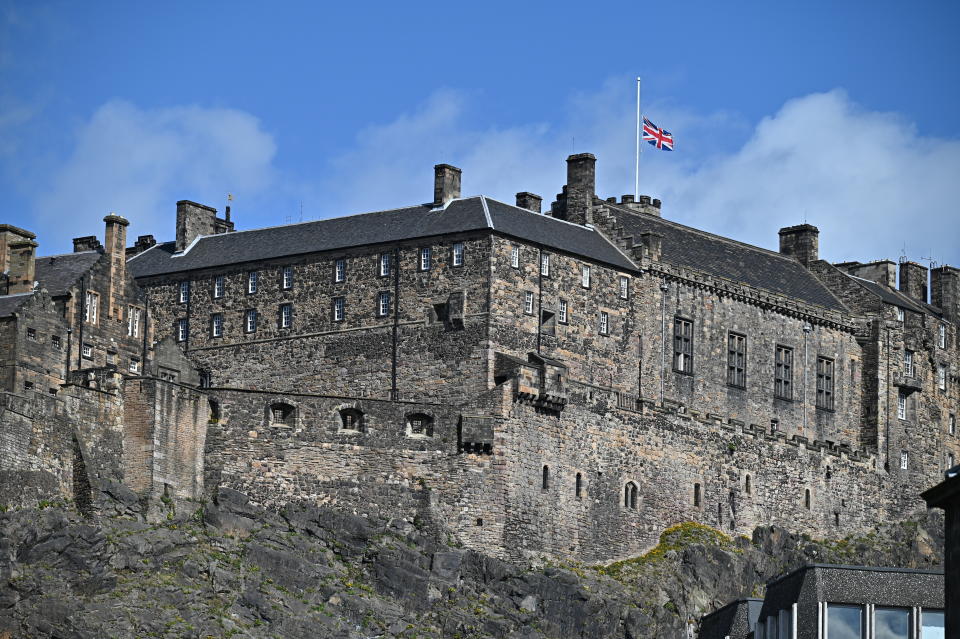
xmin=73 ymin=236 xmax=103 ymax=253
xmin=515 ymin=192 xmax=542 ymax=213
xmin=103 ymin=214 xmax=129 ymax=318
xmin=433 ymin=164 xmax=462 ymax=207
xmin=0 ymin=224 xmax=36 ymax=276
xmin=6 ymin=238 xmax=37 ymax=294
xmin=176 ymin=200 xmax=218 ymax=252
xmin=778 ymin=224 xmax=820 ymax=267
xmin=639 ymin=231 xmax=664 ymax=262
xmin=561 ymin=153 xmax=596 ymax=225
xmin=898 ymin=261 xmax=928 ymax=303
xmin=843 ymin=261 xmax=897 ymax=289
xmin=931 ymin=265 xmax=960 ymax=322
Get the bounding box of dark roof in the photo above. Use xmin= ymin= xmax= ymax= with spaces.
xmin=34 ymin=251 xmax=102 ymax=296
xmin=606 ymin=205 xmax=846 ymax=312
xmin=845 ymin=275 xmax=931 ymax=315
xmin=128 ymin=196 xmax=636 ymax=278
xmin=0 ymin=292 xmax=33 ymax=318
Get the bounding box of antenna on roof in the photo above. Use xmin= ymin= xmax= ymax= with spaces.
xmin=899 ymin=243 xmax=908 ymax=264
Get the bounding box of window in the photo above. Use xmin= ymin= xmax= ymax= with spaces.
xmin=541 ymin=465 xmax=550 ymax=490
xmin=900 ymin=450 xmax=909 ymax=470
xmin=727 ymin=333 xmax=747 ymax=388
xmin=452 ymin=242 xmax=464 ymax=267
xmin=282 ymin=266 xmax=294 ymax=290
xmin=51 ymin=335 xmax=62 ymax=350
xmin=245 ymin=310 xmax=257 ymax=333
xmin=875 ymin=607 xmax=910 ymax=639
xmin=377 ymin=292 xmax=391 ymax=317
xmin=26 ymin=327 xmax=36 ymax=341
xmin=279 ymin=303 xmax=293 ymax=329
xmin=623 ymin=482 xmax=638 ymax=509
xmin=379 ymin=253 xmax=391 ymax=277
xmin=179 ymin=281 xmax=190 ymax=304
xmin=619 ymin=276 xmax=629 ymax=299
xmin=673 ymin=318 xmax=693 ymax=374
xmin=939 ymin=323 xmax=947 ymax=348
xmin=950 ymin=414 xmax=956 ymax=436
xmin=826 ymin=604 xmax=862 ymax=639
xmin=511 ymin=245 xmax=520 ymax=268
xmin=745 ymin=475 xmax=751 ymax=494
xmin=407 ymin=413 xmax=434 ymax=437
xmin=693 ymin=482 xmax=702 ymax=507
xmin=948 ymin=453 xmax=955 ymax=469
xmin=937 ymin=365 xmax=947 ymax=391
xmin=804 ymin=488 xmax=811 ymax=509
xmin=775 ymin=345 xmax=793 ymax=399
xmin=921 ymin=610 xmax=945 ymax=639
xmin=334 ymin=258 xmax=345 ymax=282
xmin=340 ymin=408 xmax=364 ymax=432
xmin=816 ymin=357 xmax=835 ymax=410
xmin=269 ymin=402 xmax=295 ymax=426
xmin=127 ymin=306 xmax=141 ymax=338
xmin=84 ymin=291 xmax=99 ymax=324
xmin=598 ymin=311 xmax=609 ymax=335
xmin=177 ymin=318 xmax=189 ymax=342
xmin=420 ymin=247 xmax=431 ymax=271
xmin=199 ymin=371 xmax=211 ymax=388
xmin=580 ymin=265 xmax=591 ymax=288
xmin=897 ymin=391 xmax=907 ymax=420
xmin=333 ymin=297 xmax=345 ymax=322
xmin=575 ymin=473 xmax=582 ymax=498
xmin=214 ymin=275 xmax=225 ymax=298
xmin=523 ymin=291 xmax=534 ymax=315
xmin=211 ymin=313 xmax=224 ymax=337
xmin=82 ymin=343 xmax=92 ymax=359
xmin=558 ymin=299 xmax=568 ymax=324
xmin=540 ymin=252 xmax=550 ymax=276
xmin=896 ymin=307 xmax=905 ymax=322
xmin=904 ymin=350 xmax=914 ymax=377
xmin=247 ymin=271 xmax=258 ymax=294
xmin=129 ymin=357 xmax=140 ymax=374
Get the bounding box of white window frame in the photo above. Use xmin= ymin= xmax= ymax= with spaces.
xmin=897 ymin=391 xmax=907 ymax=420
xmin=378 ymin=292 xmax=391 ymax=317
xmin=127 ymin=306 xmax=141 ymax=338
xmin=177 ymin=318 xmax=189 ymax=342
xmin=81 ymin=343 xmax=93 ymax=359
xmin=599 ymin=311 xmax=609 ymax=335
xmin=511 ymin=245 xmax=520 ymax=269
xmin=938 ymin=365 xmax=947 ymax=391
xmin=897 ymin=307 xmax=905 ymax=322
xmin=247 ymin=271 xmax=258 ymax=294
xmin=581 ymin=265 xmax=591 ymax=288
xmin=214 ymin=275 xmax=225 ymax=298
xmin=245 ymin=310 xmax=257 ymax=333
xmin=420 ymin=247 xmax=431 ymax=271
xmin=904 ymin=350 xmax=914 ymax=377
xmin=619 ymin=276 xmax=629 ymax=299
xmin=211 ymin=313 xmax=223 ymax=337
xmin=333 ymin=297 xmax=345 ymax=322
xmin=524 ymin=291 xmax=534 ymax=315
xmin=334 ymin=259 xmax=345 ymax=283
xmin=900 ymin=450 xmax=909 ymax=470
xmin=280 ymin=304 xmax=292 ymax=329
xmin=939 ymin=324 xmax=947 ymax=349
xmin=129 ymin=357 xmax=140 ymax=374
xmin=84 ymin=291 xmax=99 ymax=324
xmin=282 ymin=266 xmax=294 ymax=290
xmin=380 ymin=253 xmax=391 ymax=277
xmin=179 ymin=280 xmax=190 ymax=304
xmin=558 ymin=299 xmax=568 ymax=324
xmin=540 ymin=253 xmax=550 ymax=277
xmin=452 ymin=242 xmax=464 ymax=267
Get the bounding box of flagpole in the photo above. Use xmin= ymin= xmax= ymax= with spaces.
xmin=635 ymin=76 xmax=641 ymax=199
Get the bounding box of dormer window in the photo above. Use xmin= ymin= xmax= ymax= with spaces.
xmin=407 ymin=413 xmax=434 ymax=437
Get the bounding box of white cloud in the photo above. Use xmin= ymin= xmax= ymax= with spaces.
xmin=34 ymin=100 xmax=276 ymax=251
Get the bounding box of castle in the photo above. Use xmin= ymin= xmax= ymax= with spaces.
xmin=0 ymin=153 xmax=957 ymax=563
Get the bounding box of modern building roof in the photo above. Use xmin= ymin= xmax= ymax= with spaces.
xmin=605 ymin=204 xmax=847 ymax=312
xmin=127 ymin=196 xmax=637 ymax=278
xmin=34 ymin=252 xmax=102 ymax=297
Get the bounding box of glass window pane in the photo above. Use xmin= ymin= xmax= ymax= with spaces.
xmin=875 ymin=607 xmax=909 ymax=639
xmin=921 ymin=610 xmax=945 ymax=639
xmin=827 ymin=604 xmax=862 ymax=639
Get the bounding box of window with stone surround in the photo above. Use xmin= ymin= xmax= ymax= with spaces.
xmin=693 ymin=482 xmax=702 ymax=507
xmin=904 ymin=349 xmax=914 ymax=377
xmin=214 ymin=275 xmax=225 ymax=298
xmin=84 ymin=291 xmax=99 ymax=324
xmin=673 ymin=318 xmax=693 ymax=374
xmin=623 ymin=482 xmax=638 ymax=509
xmin=82 ymin=343 xmax=92 ymax=359
xmin=51 ymin=335 xmax=62 ymax=350
xmin=127 ymin=306 xmax=141 ymax=338
xmin=598 ymin=311 xmax=609 ymax=335
xmin=619 ymin=276 xmax=629 ymax=299
xmin=179 ymin=280 xmax=190 ymax=304
xmin=816 ymin=356 xmax=835 ymax=410
xmin=540 ymin=252 xmax=550 ymax=277
xmin=745 ymin=474 xmax=752 ymax=494
xmin=727 ymin=332 xmax=746 ymax=388
xmin=245 ymin=310 xmax=257 ymax=333
xmin=580 ymin=265 xmax=591 ymax=288
xmin=897 ymin=391 xmax=907 ymax=420
xmin=938 ymin=365 xmax=947 ymax=391
xmin=129 ymin=357 xmax=140 ymax=374
xmin=511 ymin=245 xmax=520 ymax=269
xmin=279 ymin=303 xmax=293 ymax=329
xmin=558 ymin=299 xmax=568 ymax=324
xmin=177 ymin=318 xmax=189 ymax=342
xmin=26 ymin=327 xmax=36 ymax=341
xmin=282 ymin=266 xmax=294 ymax=290
xmin=247 ymin=271 xmax=258 ymax=294
xmin=523 ymin=291 xmax=534 ymax=315
xmin=407 ymin=413 xmax=433 ymax=437
xmin=950 ymin=413 xmax=956 ymax=436
xmin=379 ymin=252 xmax=391 ymax=277
xmin=211 ymin=313 xmax=223 ymax=337
xmin=340 ymin=408 xmax=364 ymax=432
xmin=948 ymin=453 xmax=955 ymax=469
xmin=897 ymin=307 xmax=905 ymax=322
xmin=269 ymin=402 xmax=295 ymax=426
xmin=332 ymin=297 xmax=345 ymax=322
xmin=900 ymin=450 xmax=909 ymax=470
xmin=334 ymin=258 xmax=346 ymax=283
xmin=804 ymin=488 xmax=811 ymax=509
xmin=452 ymin=242 xmax=464 ymax=267
xmin=419 ymin=247 xmax=431 ymax=271
xmin=939 ymin=323 xmax=947 ymax=349
xmin=775 ymin=345 xmax=793 ymax=400
xmin=541 ymin=465 xmax=550 ymax=490
xmin=377 ymin=291 xmax=391 ymax=317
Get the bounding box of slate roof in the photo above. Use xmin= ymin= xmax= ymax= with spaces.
xmin=0 ymin=292 xmax=34 ymax=318
xmin=34 ymin=251 xmax=102 ymax=296
xmin=606 ymin=204 xmax=847 ymax=312
xmin=128 ymin=196 xmax=637 ymax=278
xmin=846 ymin=275 xmax=937 ymax=316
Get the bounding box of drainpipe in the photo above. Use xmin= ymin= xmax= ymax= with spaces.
xmin=76 ymin=277 xmax=86 ymax=370
xmin=65 ymin=328 xmax=73 ymax=382
xmin=141 ymin=297 xmax=150 ymax=376
xmin=391 ymin=247 xmax=400 ymax=401
xmin=803 ymin=323 xmax=813 ymax=432
xmin=536 ymin=248 xmax=543 ymax=355
xmin=660 ymin=279 xmax=670 ymax=403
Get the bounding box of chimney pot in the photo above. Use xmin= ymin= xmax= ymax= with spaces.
xmin=515 ymin=192 xmax=542 ymax=213
xmin=433 ymin=164 xmax=462 ymax=207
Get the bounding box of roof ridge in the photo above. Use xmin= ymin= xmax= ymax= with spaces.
xmin=38 ymin=250 xmax=99 ymax=260
xmin=483 ymin=196 xmax=604 ymax=231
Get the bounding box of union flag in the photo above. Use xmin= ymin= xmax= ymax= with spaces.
xmin=642 ymin=117 xmax=674 ymax=151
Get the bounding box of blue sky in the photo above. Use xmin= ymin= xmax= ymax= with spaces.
xmin=2 ymin=0 xmax=959 ymax=268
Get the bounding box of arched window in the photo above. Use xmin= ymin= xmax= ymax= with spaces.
xmin=269 ymin=402 xmax=295 ymax=426
xmin=208 ymin=399 xmax=221 ymax=423
xmin=406 ymin=413 xmax=434 ymax=437
xmin=575 ymin=472 xmax=582 ymax=498
xmin=745 ymin=474 xmax=752 ymax=495
xmin=542 ymin=465 xmax=550 ymax=490
xmin=694 ymin=482 xmax=702 ymax=507
xmin=340 ymin=408 xmax=364 ymax=432
xmin=804 ymin=488 xmax=811 ymax=510
xmin=623 ymin=481 xmax=638 ymax=509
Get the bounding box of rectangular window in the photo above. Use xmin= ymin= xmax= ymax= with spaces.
xmin=377 ymin=291 xmax=391 ymax=317
xmin=558 ymin=299 xmax=568 ymax=324
xmin=511 ymin=245 xmax=520 ymax=268
xmin=619 ymin=276 xmax=629 ymax=299
xmin=826 ymin=604 xmax=862 ymax=639
xmin=949 ymin=453 xmax=955 ymax=469
xmin=247 ymin=271 xmax=258 ymax=294
xmin=51 ymin=335 xmax=62 ymax=350
xmin=904 ymin=350 xmax=914 ymax=377
xmin=581 ymin=265 xmax=591 ymax=288
xmin=775 ymin=345 xmax=793 ymax=400
xmin=177 ymin=318 xmax=189 ymax=342
xmin=179 ymin=280 xmax=190 ymax=303
xmin=950 ymin=414 xmax=956 ymax=436
xmin=279 ymin=303 xmax=292 ymax=329
xmin=379 ymin=253 xmax=391 ymax=277
xmin=598 ymin=311 xmax=609 ymax=335
xmin=127 ymin=306 xmax=141 ymax=338
xmin=900 ymin=450 xmax=909 ymax=469
xmin=26 ymin=327 xmax=36 ymax=341
xmin=922 ymin=609 xmax=945 ymax=639
xmin=816 ymin=357 xmax=835 ymax=410
xmin=282 ymin=266 xmax=294 ymax=290
xmin=897 ymin=307 xmax=905 ymax=322
xmin=245 ymin=310 xmax=257 ymax=333
xmin=540 ymin=252 xmax=550 ymax=276
xmin=211 ymin=313 xmax=223 ymax=337
xmin=82 ymin=343 xmax=92 ymax=359
xmin=938 ymin=365 xmax=947 ymax=391
xmin=673 ymin=318 xmax=693 ymax=374
xmin=897 ymin=391 xmax=907 ymax=420
xmin=453 ymin=242 xmax=464 ymax=267
xmin=129 ymin=357 xmax=140 ymax=374
xmin=727 ymin=333 xmax=746 ymax=388
xmin=84 ymin=291 xmax=99 ymax=324
xmin=875 ymin=606 xmax=910 ymax=639
xmin=420 ymin=247 xmax=431 ymax=271
xmin=214 ymin=275 xmax=225 ymax=298
xmin=333 ymin=297 xmax=345 ymax=322
xmin=939 ymin=323 xmax=947 ymax=348
xmin=523 ymin=291 xmax=534 ymax=315
xmin=334 ymin=258 xmax=345 ymax=282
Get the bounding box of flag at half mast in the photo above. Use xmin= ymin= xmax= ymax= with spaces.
xmin=642 ymin=117 xmax=674 ymax=151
